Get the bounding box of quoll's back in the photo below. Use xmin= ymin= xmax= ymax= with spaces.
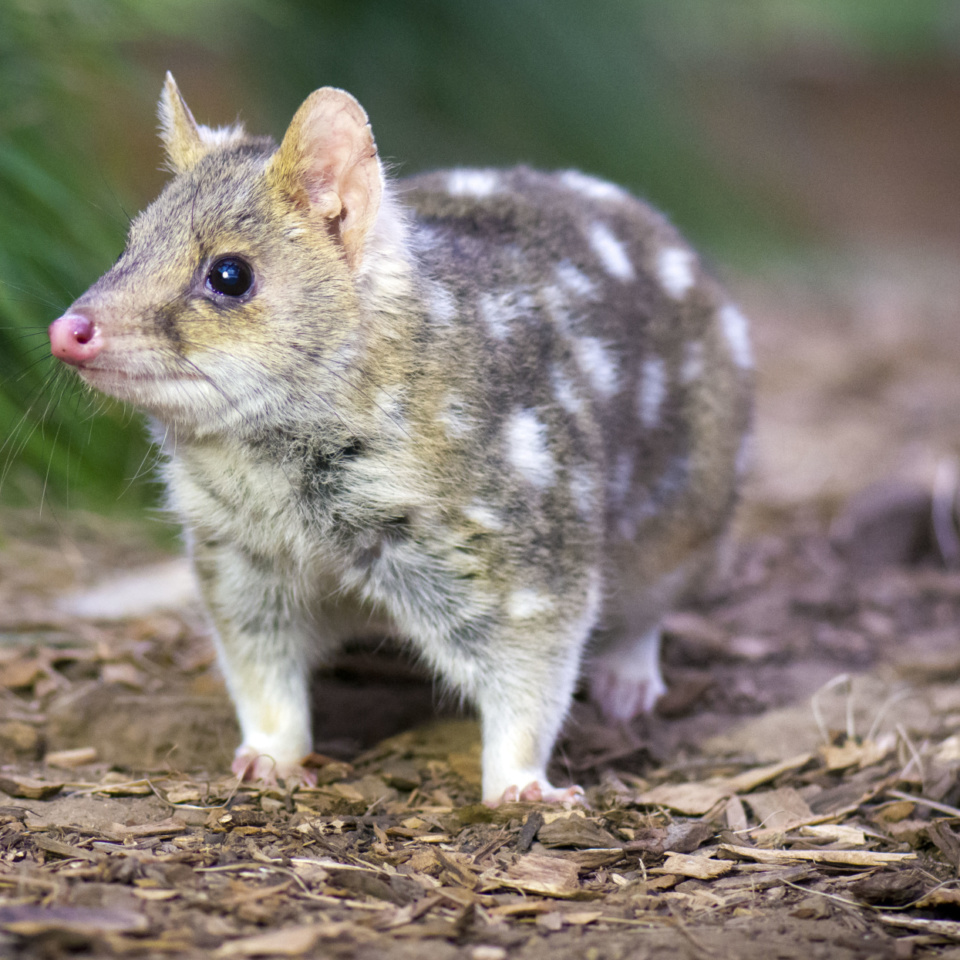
xmin=48 ymin=76 xmax=751 ymax=803
xmin=400 ymin=165 xmax=751 ymax=726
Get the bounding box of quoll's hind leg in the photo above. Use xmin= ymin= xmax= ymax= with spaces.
xmin=588 ymin=558 xmax=698 ymax=723
xmin=589 ymin=626 xmax=666 ymax=723
xmin=192 ymin=542 xmax=319 ymax=786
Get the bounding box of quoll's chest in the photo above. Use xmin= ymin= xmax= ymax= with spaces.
xmin=164 ymin=426 xmax=435 ymax=579
xmin=164 ymin=437 xmax=346 ymax=573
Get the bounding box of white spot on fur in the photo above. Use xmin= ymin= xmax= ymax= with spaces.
xmin=551 ymin=366 xmax=584 ymax=417
xmin=541 ymin=284 xmax=574 ymax=334
xmin=505 ymin=408 xmax=555 ymax=488
xmin=478 ymin=287 xmax=537 ymax=340
xmin=437 ymin=393 xmax=473 ymax=438
xmin=560 ymin=170 xmax=626 ymax=202
xmin=681 ymin=340 xmax=704 ymax=384
xmin=477 ymin=294 xmax=510 ymax=340
xmin=657 ymin=246 xmax=696 ymax=300
xmin=463 ymin=501 xmax=505 ymax=531
xmin=574 ymin=337 xmax=619 ymax=399
xmin=427 ymin=283 xmax=458 ymax=324
xmin=506 ymin=588 xmax=555 ymax=620
xmin=373 ymin=387 xmax=407 ymax=437
xmin=411 ymin=224 xmax=442 ymax=252
xmin=447 ymin=169 xmax=499 ymax=198
xmin=588 ymin=222 xmax=635 ymax=282
xmin=555 ymin=261 xmax=599 ymax=300
xmin=719 ymin=303 xmax=753 ymax=369
xmin=638 ymin=356 xmax=667 ymax=428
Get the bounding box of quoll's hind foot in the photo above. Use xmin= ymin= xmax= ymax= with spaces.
xmin=590 ymin=664 xmax=667 ymax=723
xmin=486 ymin=781 xmax=586 ymax=807
xmin=589 ymin=627 xmax=667 ymax=723
xmin=232 ymin=746 xmax=318 ymax=788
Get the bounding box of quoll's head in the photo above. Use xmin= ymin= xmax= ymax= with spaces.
xmin=49 ymin=73 xmax=385 ymax=436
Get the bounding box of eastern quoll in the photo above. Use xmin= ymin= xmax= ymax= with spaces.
xmin=49 ymin=75 xmax=752 ymax=803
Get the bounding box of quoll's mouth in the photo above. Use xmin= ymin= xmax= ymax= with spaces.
xmin=77 ymin=365 xmax=204 ymax=387
xmin=49 ymin=312 xmax=203 ymax=386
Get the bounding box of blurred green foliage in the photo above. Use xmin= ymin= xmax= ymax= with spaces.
xmin=0 ymin=0 xmax=238 ymax=513
xmin=1 ymin=0 xmax=957 ymax=512
xmin=0 ymin=0 xmax=270 ymax=515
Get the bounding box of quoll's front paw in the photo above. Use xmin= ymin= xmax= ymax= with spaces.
xmin=232 ymin=746 xmax=318 ymax=788
xmin=486 ymin=780 xmax=586 ymax=807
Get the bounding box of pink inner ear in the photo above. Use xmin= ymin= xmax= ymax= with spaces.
xmin=271 ymin=87 xmax=383 ymax=267
xmin=303 ymin=122 xmax=381 ymax=265
xmin=301 ymin=112 xmax=369 ymax=204
xmin=306 ymin=185 xmax=342 ymax=220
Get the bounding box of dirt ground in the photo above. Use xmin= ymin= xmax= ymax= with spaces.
xmin=4 ymin=255 xmax=960 ymax=958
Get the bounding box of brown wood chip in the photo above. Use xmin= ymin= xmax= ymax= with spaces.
xmin=723 ymin=754 xmax=814 ymax=794
xmin=0 ymin=774 xmax=64 ymax=800
xmin=0 ymin=904 xmax=148 ymax=936
xmin=744 ymin=786 xmax=813 ymax=832
xmin=501 ymin=854 xmax=581 ymax=898
xmin=633 ymin=781 xmax=729 ymax=816
xmin=719 ymin=843 xmax=916 ymax=867
xmin=657 ymin=853 xmax=734 ymax=880
xmin=33 ymin=835 xmax=100 ymax=862
xmin=537 ymin=816 xmax=621 ymax=849
xmin=878 ymin=914 xmax=960 ymax=941
xmin=215 ymin=922 xmax=362 ymax=956
xmin=43 ymin=746 xmax=98 ymax=767
xmin=105 ymin=817 xmax=188 ymax=839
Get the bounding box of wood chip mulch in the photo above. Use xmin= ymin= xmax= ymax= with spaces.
xmin=3 ymin=507 xmax=960 ymax=958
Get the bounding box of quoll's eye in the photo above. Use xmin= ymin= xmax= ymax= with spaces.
xmin=206 ymin=257 xmax=254 ymax=298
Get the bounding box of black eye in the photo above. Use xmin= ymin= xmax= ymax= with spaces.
xmin=206 ymin=257 xmax=254 ymax=298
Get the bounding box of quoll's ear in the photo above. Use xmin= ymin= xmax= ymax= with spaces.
xmin=267 ymin=87 xmax=383 ymax=270
xmin=158 ymin=72 xmax=249 ymax=174
xmin=158 ymin=72 xmax=206 ymax=173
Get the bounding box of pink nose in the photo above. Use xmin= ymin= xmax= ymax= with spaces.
xmin=49 ymin=311 xmax=102 ymax=366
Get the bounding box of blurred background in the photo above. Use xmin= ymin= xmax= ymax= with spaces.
xmin=3 ymin=0 xmax=960 ymax=526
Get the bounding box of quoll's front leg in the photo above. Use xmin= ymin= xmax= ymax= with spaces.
xmin=192 ymin=541 xmax=319 ymax=786
xmin=467 ymin=599 xmax=596 ymax=806
xmin=475 ymin=655 xmax=586 ymax=805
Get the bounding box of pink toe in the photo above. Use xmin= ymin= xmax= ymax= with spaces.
xmin=519 ymin=781 xmax=544 ymax=802
xmin=231 ymin=749 xmax=316 ymax=788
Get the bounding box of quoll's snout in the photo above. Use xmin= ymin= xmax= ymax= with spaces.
xmin=49 ymin=311 xmax=102 ymax=366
